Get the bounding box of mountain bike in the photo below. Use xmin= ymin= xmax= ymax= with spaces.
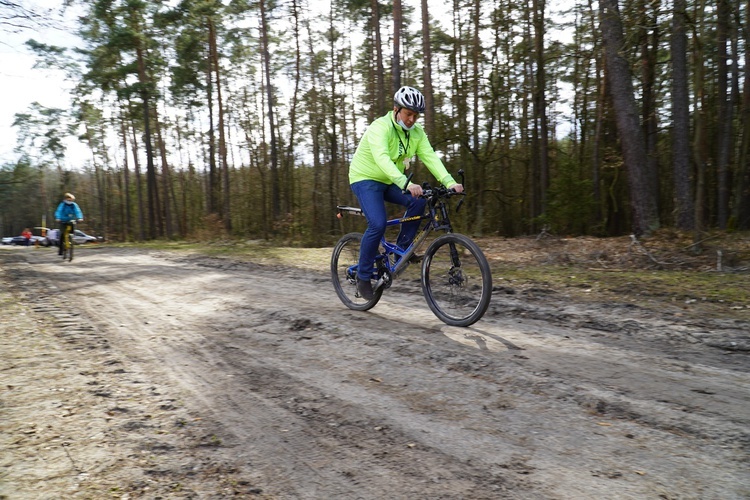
xmin=332 ymin=170 xmax=492 ymax=327
xmin=60 ymin=221 xmax=77 ymax=262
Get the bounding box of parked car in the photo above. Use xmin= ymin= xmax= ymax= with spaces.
xmin=8 ymin=234 xmax=47 ymax=246
xmin=72 ymin=229 xmax=103 ymax=244
xmin=2 ymin=228 xmax=102 ymax=247
xmin=36 ymin=227 xmax=102 ymax=246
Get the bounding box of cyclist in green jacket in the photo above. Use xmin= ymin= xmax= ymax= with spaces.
xmin=349 ymin=86 xmax=463 ymax=299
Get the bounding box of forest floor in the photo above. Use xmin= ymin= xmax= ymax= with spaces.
xmin=1 ymin=232 xmax=749 ymax=499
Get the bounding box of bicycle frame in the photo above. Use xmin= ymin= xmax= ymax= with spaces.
xmin=62 ymin=222 xmax=75 ymax=245
xmin=380 ymin=215 xmax=436 ymax=277
xmin=60 ymin=220 xmax=76 ymax=261
xmin=338 ymin=186 xmax=458 ymax=288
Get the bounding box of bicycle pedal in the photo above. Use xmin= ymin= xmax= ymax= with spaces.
xmin=408 ymin=254 xmax=423 ymax=264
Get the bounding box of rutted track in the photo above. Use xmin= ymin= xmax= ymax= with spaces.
xmin=1 ymin=246 xmax=748 ymax=499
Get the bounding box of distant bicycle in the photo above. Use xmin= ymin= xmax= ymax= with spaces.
xmin=59 ymin=220 xmax=79 ymax=262
xmin=332 ymin=170 xmax=492 ymax=327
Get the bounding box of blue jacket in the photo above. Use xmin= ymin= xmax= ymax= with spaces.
xmin=55 ymin=201 xmax=84 ymax=222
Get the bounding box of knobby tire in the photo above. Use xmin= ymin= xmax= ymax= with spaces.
xmin=67 ymin=232 xmax=74 ymax=262
xmin=331 ymin=232 xmax=382 ymax=311
xmin=421 ymin=233 xmax=492 ymax=327
xmin=61 ymin=226 xmax=74 ymax=262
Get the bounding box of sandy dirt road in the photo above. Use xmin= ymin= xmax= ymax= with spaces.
xmin=1 ymin=245 xmax=748 ymax=499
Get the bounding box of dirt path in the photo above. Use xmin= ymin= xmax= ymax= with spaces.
xmin=1 ymin=245 xmax=748 ymax=499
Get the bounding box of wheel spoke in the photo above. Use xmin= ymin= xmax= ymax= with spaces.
xmin=331 ymin=233 xmax=381 ymax=311
xmin=422 ymin=234 xmax=492 ymax=326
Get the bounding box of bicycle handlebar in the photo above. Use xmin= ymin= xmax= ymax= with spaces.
xmin=421 ymin=186 xmax=462 ymax=198
xmin=403 ymin=169 xmax=466 ymax=211
xmin=401 ymin=172 xmax=415 ymax=194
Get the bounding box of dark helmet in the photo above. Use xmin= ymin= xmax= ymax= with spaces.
xmin=394 ymin=86 xmax=426 ymax=114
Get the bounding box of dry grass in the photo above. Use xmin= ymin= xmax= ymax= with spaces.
xmin=477 ymin=230 xmax=750 ymax=272
xmin=116 ymin=230 xmax=750 ymax=320
xmin=475 ymin=230 xmax=750 ymax=320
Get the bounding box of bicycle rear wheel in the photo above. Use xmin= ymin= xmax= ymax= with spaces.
xmin=331 ymin=232 xmax=382 ymax=311
xmin=421 ymin=233 xmax=492 ymax=327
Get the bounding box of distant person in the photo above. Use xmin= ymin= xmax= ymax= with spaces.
xmin=46 ymin=228 xmax=60 ymax=247
xmin=54 ymin=193 xmax=84 ymax=256
xmin=21 ymin=228 xmax=32 ymax=246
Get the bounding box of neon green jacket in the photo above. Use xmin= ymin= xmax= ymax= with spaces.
xmin=349 ymin=111 xmax=457 ymax=189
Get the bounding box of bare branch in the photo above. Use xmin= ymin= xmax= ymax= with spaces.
xmin=0 ymin=0 xmax=59 ymax=33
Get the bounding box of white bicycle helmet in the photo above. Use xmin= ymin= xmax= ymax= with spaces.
xmin=394 ymin=86 xmax=426 ymax=114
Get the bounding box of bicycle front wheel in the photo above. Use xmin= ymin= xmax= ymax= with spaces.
xmin=421 ymin=233 xmax=492 ymax=327
xmin=331 ymin=232 xmax=382 ymax=311
xmin=61 ymin=228 xmax=70 ymax=261
xmin=67 ymin=233 xmax=74 ymax=261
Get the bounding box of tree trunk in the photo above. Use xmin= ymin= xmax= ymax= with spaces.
xmin=470 ymin=0 xmax=483 ymax=232
xmin=715 ymin=0 xmax=732 ymax=229
xmin=420 ymin=0 xmax=435 ymax=136
xmin=328 ymin=10 xmax=340 ymax=236
xmin=533 ymin=0 xmax=549 ymax=218
xmin=671 ymin=0 xmax=694 ymax=230
xmin=208 ymin=16 xmax=231 ymax=232
xmin=206 ymin=40 xmax=218 ymax=217
xmin=692 ymin=0 xmax=709 ymax=237
xmin=639 ymin=0 xmax=661 ymax=220
xmin=119 ymin=106 xmax=133 ymax=241
xmin=371 ymin=0 xmax=385 ymax=117
xmin=599 ymin=0 xmax=659 ymax=235
xmin=392 ymin=0 xmax=402 ymax=93
xmin=155 ymin=116 xmax=173 ymax=239
xmin=136 ymin=50 xmax=159 ymax=239
xmin=285 ymin=0 xmax=302 ymax=228
xmin=736 ymin=0 xmax=750 ymax=229
xmin=259 ymin=0 xmax=280 ymax=221
xmin=130 ymin=116 xmax=146 ymax=242
xmin=587 ymin=0 xmax=604 ymax=227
